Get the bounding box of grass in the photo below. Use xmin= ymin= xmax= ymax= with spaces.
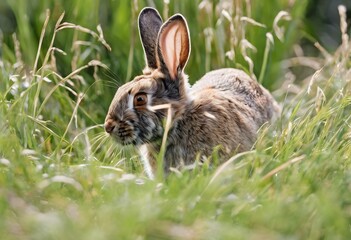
xmin=1 ymin=0 xmax=351 ymax=239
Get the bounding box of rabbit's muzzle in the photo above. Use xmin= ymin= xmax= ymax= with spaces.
xmin=104 ymin=119 xmax=137 ymax=145
xmin=104 ymin=119 xmax=116 ymax=134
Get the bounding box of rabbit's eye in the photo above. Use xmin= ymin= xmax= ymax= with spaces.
xmin=134 ymin=93 xmax=148 ymax=107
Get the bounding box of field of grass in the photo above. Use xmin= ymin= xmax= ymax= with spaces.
xmin=1 ymin=0 xmax=351 ymax=239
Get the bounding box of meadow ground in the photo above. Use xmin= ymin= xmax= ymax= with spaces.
xmin=1 ymin=1 xmax=351 ymax=239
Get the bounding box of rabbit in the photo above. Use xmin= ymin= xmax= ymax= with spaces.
xmin=104 ymin=7 xmax=281 ymax=179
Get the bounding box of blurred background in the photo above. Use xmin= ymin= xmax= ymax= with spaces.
xmin=0 ymin=0 xmax=350 ymax=123
xmin=1 ymin=2 xmax=351 ymax=239
xmin=305 ymin=0 xmax=351 ymax=50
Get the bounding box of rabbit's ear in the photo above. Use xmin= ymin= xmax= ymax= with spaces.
xmin=157 ymin=14 xmax=190 ymax=80
xmin=138 ymin=7 xmax=163 ymax=69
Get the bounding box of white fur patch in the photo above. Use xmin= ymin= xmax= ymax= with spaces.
xmin=128 ymin=94 xmax=134 ymax=109
xmin=204 ymin=111 xmax=216 ymax=120
xmin=183 ymin=162 xmax=197 ymax=170
xmin=146 ymin=94 xmax=154 ymax=112
xmin=138 ymin=145 xmax=154 ymax=180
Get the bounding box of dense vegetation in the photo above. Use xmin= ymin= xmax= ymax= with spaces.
xmin=1 ymin=0 xmax=351 ymax=239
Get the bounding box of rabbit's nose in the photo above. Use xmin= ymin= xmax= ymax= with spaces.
xmin=105 ymin=119 xmax=116 ymax=134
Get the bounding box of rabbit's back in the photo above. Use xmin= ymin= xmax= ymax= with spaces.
xmin=191 ymin=68 xmax=279 ymax=124
xmin=192 ymin=68 xmax=255 ymax=92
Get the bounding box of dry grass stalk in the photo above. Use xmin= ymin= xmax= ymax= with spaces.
xmin=262 ymin=155 xmax=305 ymax=180
xmin=33 ymin=9 xmax=50 ymax=75
xmin=273 ymin=11 xmax=291 ymax=42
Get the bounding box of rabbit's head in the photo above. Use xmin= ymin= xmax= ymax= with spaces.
xmin=105 ymin=8 xmax=191 ymax=145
